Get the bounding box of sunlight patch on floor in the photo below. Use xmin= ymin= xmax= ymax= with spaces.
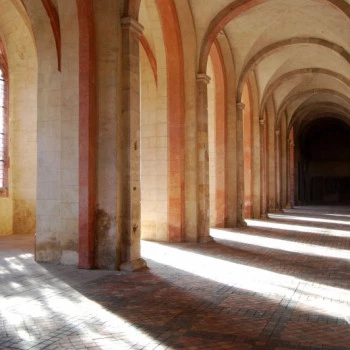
xmin=245 ymin=219 xmax=350 ymax=238
xmin=211 ymin=228 xmax=350 ymax=260
xmin=142 ymin=240 xmax=350 ymax=323
xmin=268 ymin=213 xmax=350 ymax=226
xmin=0 ymin=256 xmax=157 ymax=347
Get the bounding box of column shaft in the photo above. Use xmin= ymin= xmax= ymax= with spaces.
xmin=288 ymin=138 xmax=295 ymax=208
xmin=275 ymin=129 xmax=282 ymax=211
xmin=196 ymin=73 xmax=212 ymax=242
xmin=236 ymin=102 xmax=246 ymax=226
xmin=259 ymin=119 xmax=267 ymax=218
xmin=118 ymin=17 xmax=146 ymax=271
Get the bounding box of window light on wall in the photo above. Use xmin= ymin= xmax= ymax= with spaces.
xmin=0 ymin=68 xmax=7 ymax=193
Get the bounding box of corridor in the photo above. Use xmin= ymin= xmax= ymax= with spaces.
xmin=1 ymin=206 xmax=350 ymax=349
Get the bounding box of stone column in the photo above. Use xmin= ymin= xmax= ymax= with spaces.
xmin=196 ymin=73 xmax=212 ymax=242
xmin=259 ymin=119 xmax=267 ymax=218
xmin=118 ymin=17 xmax=147 ymax=271
xmin=236 ymin=102 xmax=246 ymax=227
xmin=287 ymin=137 xmax=295 ymax=208
xmin=275 ymin=129 xmax=282 ymax=212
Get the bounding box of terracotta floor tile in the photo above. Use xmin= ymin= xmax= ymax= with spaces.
xmin=1 ymin=205 xmax=350 ymax=349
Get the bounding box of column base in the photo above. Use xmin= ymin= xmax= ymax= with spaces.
xmin=119 ymin=258 xmax=147 ymax=272
xmin=237 ymin=220 xmax=247 ymax=228
xmin=285 ymin=203 xmax=293 ymax=209
xmin=199 ymin=235 xmax=214 ymax=243
xmin=261 ymin=213 xmax=268 ymax=219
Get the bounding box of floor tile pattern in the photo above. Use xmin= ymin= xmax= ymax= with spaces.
xmin=1 ymin=206 xmax=350 ymax=349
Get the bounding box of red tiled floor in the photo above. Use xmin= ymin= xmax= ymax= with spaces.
xmin=1 ymin=205 xmax=350 ymax=349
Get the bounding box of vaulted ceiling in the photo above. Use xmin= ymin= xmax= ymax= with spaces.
xmin=189 ymin=0 xmax=350 ymax=130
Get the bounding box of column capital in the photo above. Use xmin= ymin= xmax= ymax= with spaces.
xmin=121 ymin=17 xmax=144 ymax=35
xmin=259 ymin=119 xmax=265 ymax=125
xmin=237 ymin=102 xmax=245 ymax=110
xmin=196 ymin=73 xmax=210 ymax=84
xmin=275 ymin=129 xmax=280 ymax=136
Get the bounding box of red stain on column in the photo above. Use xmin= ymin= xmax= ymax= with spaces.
xmin=155 ymin=0 xmax=185 ymax=242
xmin=77 ymin=0 xmax=96 ymax=269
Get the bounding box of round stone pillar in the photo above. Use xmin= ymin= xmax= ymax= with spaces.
xmin=196 ymin=73 xmax=212 ymax=242
xmin=118 ymin=17 xmax=147 ymax=271
xmin=236 ymin=102 xmax=246 ymax=227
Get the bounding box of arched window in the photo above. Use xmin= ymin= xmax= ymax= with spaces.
xmin=0 ymin=63 xmax=8 ymax=196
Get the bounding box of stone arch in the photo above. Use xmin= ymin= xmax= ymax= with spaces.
xmin=288 ymin=102 xmax=350 ymax=136
xmin=259 ymin=68 xmax=350 ymax=121
xmin=198 ymin=0 xmax=350 ymax=75
xmin=237 ymin=38 xmax=350 ymax=101
xmin=276 ymin=89 xmax=350 ymax=129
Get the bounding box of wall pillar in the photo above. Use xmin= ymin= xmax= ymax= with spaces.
xmin=118 ymin=17 xmax=147 ymax=271
xmin=196 ymin=73 xmax=212 ymax=242
xmin=275 ymin=129 xmax=282 ymax=212
xmin=260 ymin=119 xmax=267 ymax=218
xmin=236 ymin=102 xmax=246 ymax=227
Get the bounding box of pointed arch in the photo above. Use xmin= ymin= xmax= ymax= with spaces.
xmin=237 ymin=38 xmax=350 ymax=101
xmin=198 ymin=0 xmax=350 ymax=75
xmin=276 ymin=89 xmax=350 ymax=129
xmin=259 ymin=68 xmax=350 ymax=120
